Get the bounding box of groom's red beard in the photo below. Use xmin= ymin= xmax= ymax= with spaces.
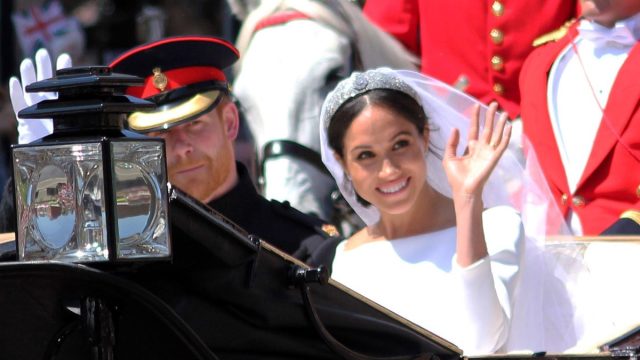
xmin=168 ymin=140 xmax=235 ymax=203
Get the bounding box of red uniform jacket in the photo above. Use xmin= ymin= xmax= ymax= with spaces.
xmin=363 ymin=0 xmax=579 ymax=118
xmin=519 ymin=24 xmax=640 ymax=235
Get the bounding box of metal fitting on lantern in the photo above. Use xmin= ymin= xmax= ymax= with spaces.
xmin=12 ymin=66 xmax=171 ymax=263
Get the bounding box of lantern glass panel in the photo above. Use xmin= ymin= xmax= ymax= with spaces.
xmin=112 ymin=140 xmax=170 ymax=259
xmin=13 ymin=143 xmax=109 ymax=262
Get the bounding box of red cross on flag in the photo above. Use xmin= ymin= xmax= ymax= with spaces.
xmin=12 ymin=0 xmax=84 ymax=58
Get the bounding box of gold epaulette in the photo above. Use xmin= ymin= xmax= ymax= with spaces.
xmin=532 ymin=19 xmax=576 ymax=47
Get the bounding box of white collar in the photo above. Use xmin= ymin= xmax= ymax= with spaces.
xmin=578 ymin=12 xmax=640 ymax=46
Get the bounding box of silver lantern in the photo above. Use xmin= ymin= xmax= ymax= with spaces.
xmin=12 ymin=66 xmax=171 ymax=263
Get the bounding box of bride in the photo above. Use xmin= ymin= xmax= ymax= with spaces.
xmin=319 ymin=68 xmax=524 ymax=354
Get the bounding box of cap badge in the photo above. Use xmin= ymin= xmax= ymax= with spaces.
xmin=152 ymin=67 xmax=168 ymax=91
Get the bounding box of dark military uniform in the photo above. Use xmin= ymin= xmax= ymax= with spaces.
xmin=208 ymin=161 xmax=340 ymax=258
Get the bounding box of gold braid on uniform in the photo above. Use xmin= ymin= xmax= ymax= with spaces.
xmin=533 ymin=19 xmax=576 ymax=47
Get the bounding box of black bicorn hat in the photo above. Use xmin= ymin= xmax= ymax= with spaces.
xmin=109 ymin=36 xmax=239 ymax=133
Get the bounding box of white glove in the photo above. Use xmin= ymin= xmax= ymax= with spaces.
xmin=8 ymin=48 xmax=72 ymax=144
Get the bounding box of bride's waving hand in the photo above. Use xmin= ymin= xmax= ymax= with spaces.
xmin=443 ymin=102 xmax=512 ymax=201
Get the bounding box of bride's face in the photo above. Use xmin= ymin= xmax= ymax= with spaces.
xmin=339 ymin=104 xmax=429 ymax=216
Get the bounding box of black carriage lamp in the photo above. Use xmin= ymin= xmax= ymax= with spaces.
xmin=12 ymin=66 xmax=171 ymax=263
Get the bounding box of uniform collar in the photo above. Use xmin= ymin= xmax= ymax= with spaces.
xmin=207 ymin=162 xmax=259 ymax=212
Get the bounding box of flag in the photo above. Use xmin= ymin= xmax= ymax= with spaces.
xmin=11 ymin=0 xmax=84 ymax=58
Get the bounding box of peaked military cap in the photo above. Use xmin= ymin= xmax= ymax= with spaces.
xmin=109 ymin=36 xmax=239 ymax=133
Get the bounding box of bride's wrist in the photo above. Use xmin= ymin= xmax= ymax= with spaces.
xmin=452 ymin=192 xmax=484 ymax=208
